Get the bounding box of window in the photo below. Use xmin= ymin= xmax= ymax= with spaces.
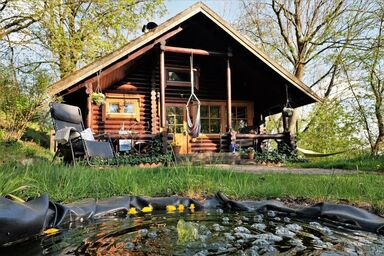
xmin=201 ymin=105 xmax=221 ymax=133
xmin=166 ymin=106 xmax=184 ymax=133
xmin=166 ymin=67 xmax=199 ymax=88
xmin=232 ymin=106 xmax=248 ymax=131
xmin=105 ymin=94 xmax=140 ymax=121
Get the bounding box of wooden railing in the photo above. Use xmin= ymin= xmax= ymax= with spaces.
xmin=108 ymin=132 xmax=292 ymax=154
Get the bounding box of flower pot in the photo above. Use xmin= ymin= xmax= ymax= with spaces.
xmin=172 ymin=145 xmax=181 ymax=155
xmin=90 ymin=92 xmax=106 ymax=106
xmin=247 ymin=151 xmax=255 ymax=160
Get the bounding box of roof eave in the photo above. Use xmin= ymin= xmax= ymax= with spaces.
xmin=48 ymin=2 xmax=322 ymax=104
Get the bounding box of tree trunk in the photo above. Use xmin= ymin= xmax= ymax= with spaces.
xmin=373 ymin=99 xmax=384 ymax=154
xmin=288 ymin=63 xmax=305 ymax=133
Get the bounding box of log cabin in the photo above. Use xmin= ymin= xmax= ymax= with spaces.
xmin=48 ymin=2 xmax=321 ymax=155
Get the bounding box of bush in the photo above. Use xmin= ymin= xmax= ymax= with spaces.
xmin=0 ymin=68 xmax=51 ymax=142
xmin=21 ymin=127 xmax=50 ymax=148
xmin=254 ymin=148 xmax=307 ymax=164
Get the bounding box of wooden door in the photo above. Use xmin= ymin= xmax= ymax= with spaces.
xmin=166 ymin=105 xmax=191 ymax=154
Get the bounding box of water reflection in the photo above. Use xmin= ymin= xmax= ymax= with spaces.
xmin=2 ymin=210 xmax=384 ymax=255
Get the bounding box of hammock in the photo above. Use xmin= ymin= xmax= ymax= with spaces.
xmin=186 ymin=54 xmax=201 ymax=138
xmin=296 ymin=147 xmax=347 ymax=157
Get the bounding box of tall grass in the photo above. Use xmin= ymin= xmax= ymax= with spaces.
xmin=1 ymin=162 xmax=384 ymax=213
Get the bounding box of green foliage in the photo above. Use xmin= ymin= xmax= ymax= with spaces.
xmin=21 ymin=127 xmax=50 ymax=148
xmin=84 ymin=135 xmax=172 ymax=166
xmin=298 ymin=100 xmax=362 ymax=153
xmin=36 ymin=0 xmax=166 ymax=77
xmin=90 ymin=92 xmax=106 ymax=106
xmin=177 ymin=219 xmax=199 ymax=243
xmin=254 ymin=148 xmax=307 ymax=164
xmin=0 ymin=68 xmax=51 ymax=141
xmin=86 ymin=153 xmax=173 ymax=166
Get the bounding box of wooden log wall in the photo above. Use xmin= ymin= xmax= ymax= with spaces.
xmin=90 ymin=54 xmax=157 ymax=136
xmin=90 ymin=94 xmax=149 ymax=135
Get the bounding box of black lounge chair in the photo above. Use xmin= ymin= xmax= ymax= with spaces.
xmin=50 ymin=102 xmax=115 ymax=165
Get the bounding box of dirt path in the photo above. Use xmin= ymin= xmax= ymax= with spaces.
xmin=208 ymin=164 xmax=359 ymax=175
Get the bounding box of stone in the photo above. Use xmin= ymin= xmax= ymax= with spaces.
xmin=286 ymin=223 xmax=303 ymax=233
xmin=275 ymin=226 xmax=296 ymax=238
xmin=251 ymin=223 xmax=266 ymax=231
xmin=234 ymin=226 xmax=251 ymax=234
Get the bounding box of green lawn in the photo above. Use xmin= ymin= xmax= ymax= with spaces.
xmin=1 ymin=162 xmax=384 ymax=214
xmin=1 ymin=140 xmax=384 ymax=214
xmin=287 ymin=154 xmax=384 ymax=172
xmin=0 ymin=140 xmax=52 ymax=164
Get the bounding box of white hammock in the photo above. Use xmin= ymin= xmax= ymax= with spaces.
xmin=296 ymin=147 xmax=347 ymax=157
xmin=186 ymin=54 xmax=201 ymax=138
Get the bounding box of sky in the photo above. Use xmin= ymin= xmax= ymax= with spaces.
xmin=159 ymin=0 xmax=241 ymax=24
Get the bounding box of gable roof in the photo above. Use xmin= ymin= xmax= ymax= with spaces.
xmin=49 ymin=2 xmax=321 ymax=103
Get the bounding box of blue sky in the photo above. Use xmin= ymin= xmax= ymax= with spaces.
xmin=159 ymin=0 xmax=241 ymax=24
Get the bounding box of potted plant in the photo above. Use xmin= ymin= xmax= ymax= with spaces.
xmin=172 ymin=141 xmax=182 ymax=155
xmin=90 ymin=92 xmax=106 ymax=106
xmin=246 ymin=147 xmax=255 ymax=160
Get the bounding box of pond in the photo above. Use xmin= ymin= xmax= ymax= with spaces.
xmin=2 ymin=210 xmax=384 ymax=255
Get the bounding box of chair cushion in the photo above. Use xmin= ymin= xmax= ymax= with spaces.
xmin=80 ymin=128 xmax=95 ymax=141
xmin=51 ymin=103 xmax=83 ymax=124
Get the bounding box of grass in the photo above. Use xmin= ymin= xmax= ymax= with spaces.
xmin=1 ymin=140 xmax=384 ymax=214
xmin=286 ymin=154 xmax=384 ymax=172
xmin=1 ymin=162 xmax=384 ymax=214
xmin=0 ymin=140 xmax=52 ymax=164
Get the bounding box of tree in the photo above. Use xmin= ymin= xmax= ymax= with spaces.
xmin=33 ymin=0 xmax=165 ymax=77
xmin=237 ymin=0 xmax=355 ymax=132
xmin=0 ymin=0 xmax=164 ymax=143
xmin=298 ymin=99 xmax=362 ymax=153
xmin=341 ymin=1 xmax=384 ymax=154
xmin=0 ymin=0 xmax=45 ymax=39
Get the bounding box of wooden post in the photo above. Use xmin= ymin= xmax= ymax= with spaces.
xmin=87 ymin=96 xmax=92 ymax=129
xmin=150 ymin=90 xmax=158 ymax=133
xmin=49 ymin=130 xmax=56 ymax=152
xmin=160 ymin=43 xmax=166 ymax=129
xmin=226 ymin=54 xmax=232 ymax=130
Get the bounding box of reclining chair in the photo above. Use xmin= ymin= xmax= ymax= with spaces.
xmin=50 ymin=102 xmax=115 ymax=165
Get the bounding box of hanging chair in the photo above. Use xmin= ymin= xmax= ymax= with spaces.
xmin=186 ymin=54 xmax=201 ymax=138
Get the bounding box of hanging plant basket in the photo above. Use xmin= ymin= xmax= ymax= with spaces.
xmin=90 ymin=92 xmax=106 ymax=106
xmin=282 ymin=107 xmax=294 ymax=117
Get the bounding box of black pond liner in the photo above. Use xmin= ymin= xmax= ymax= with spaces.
xmin=1 ymin=192 xmax=384 ymax=253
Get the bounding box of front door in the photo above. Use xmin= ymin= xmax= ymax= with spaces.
xmin=166 ymin=105 xmax=191 ymax=154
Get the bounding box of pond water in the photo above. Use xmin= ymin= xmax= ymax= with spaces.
xmin=2 ymin=210 xmax=384 ymax=255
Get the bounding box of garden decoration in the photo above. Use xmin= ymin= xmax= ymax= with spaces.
xmin=90 ymin=70 xmax=106 ymax=106
xmin=246 ymin=147 xmax=255 ymax=159
xmin=185 ymin=53 xmax=201 ymax=138
xmin=171 ymin=141 xmax=182 ymax=155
